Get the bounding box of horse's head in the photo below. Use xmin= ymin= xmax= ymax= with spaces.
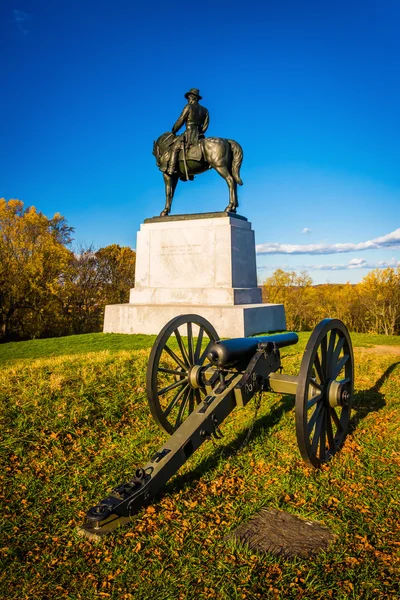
xmin=153 ymin=132 xmax=176 ymax=167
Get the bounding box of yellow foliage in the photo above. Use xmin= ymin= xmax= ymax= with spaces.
xmin=0 ymin=198 xmax=74 ymax=339
xmin=0 ymin=199 xmax=136 ymax=340
xmin=263 ymin=267 xmax=400 ymax=334
xmin=358 ymin=268 xmax=400 ymax=335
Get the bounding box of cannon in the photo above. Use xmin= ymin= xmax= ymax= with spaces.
xmin=78 ymin=314 xmax=354 ymax=539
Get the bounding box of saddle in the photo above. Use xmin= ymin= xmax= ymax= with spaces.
xmin=179 ymin=141 xmax=203 ymax=162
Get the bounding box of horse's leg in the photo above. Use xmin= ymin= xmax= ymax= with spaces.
xmin=213 ymin=165 xmax=237 ymax=213
xmin=232 ymin=180 xmax=238 ymax=211
xmin=160 ymin=173 xmax=178 ymax=216
xmin=203 ymin=139 xmax=238 ymax=213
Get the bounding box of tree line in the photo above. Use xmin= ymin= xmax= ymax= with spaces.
xmin=262 ymin=268 xmax=400 ymax=335
xmin=0 ymin=199 xmax=136 ymax=341
xmin=2 ymin=199 xmax=399 ymax=341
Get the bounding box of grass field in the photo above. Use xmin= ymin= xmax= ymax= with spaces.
xmin=0 ymin=331 xmax=399 ymax=599
xmin=0 ymin=333 xmax=158 ymax=366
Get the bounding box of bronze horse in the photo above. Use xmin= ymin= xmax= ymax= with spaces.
xmin=153 ymin=132 xmax=243 ymax=216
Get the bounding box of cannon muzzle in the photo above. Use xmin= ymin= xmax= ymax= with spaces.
xmin=207 ymin=332 xmax=299 ymax=368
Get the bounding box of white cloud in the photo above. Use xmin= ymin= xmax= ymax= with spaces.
xmin=348 ymin=258 xmax=367 ymax=268
xmin=258 ymin=258 xmax=400 ymax=272
xmin=319 ymin=258 xmax=400 ymax=270
xmin=256 ymin=228 xmax=400 ymax=255
xmin=301 ymin=227 xmax=312 ymax=234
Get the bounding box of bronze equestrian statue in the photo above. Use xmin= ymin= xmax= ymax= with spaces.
xmin=153 ymin=88 xmax=243 ymax=216
xmin=167 ymin=88 xmax=210 ymax=176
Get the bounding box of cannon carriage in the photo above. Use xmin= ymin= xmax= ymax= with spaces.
xmin=79 ymin=314 xmax=354 ymax=539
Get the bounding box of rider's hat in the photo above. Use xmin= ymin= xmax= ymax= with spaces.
xmin=184 ymin=88 xmax=202 ymax=100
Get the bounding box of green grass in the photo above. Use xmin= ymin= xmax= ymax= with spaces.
xmin=0 ymin=332 xmax=399 ymax=599
xmin=0 ymin=332 xmax=157 ymax=366
xmin=1 ymin=330 xmax=398 ymax=367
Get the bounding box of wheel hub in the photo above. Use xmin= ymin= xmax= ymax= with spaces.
xmin=327 ymin=379 xmax=350 ymax=408
xmin=188 ymin=364 xmax=203 ymax=388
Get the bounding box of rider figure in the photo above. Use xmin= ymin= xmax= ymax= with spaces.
xmin=167 ymin=88 xmax=209 ymax=175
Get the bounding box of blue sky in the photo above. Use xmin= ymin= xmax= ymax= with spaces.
xmin=1 ymin=0 xmax=399 ymax=284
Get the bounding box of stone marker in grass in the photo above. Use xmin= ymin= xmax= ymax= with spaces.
xmin=228 ymin=507 xmax=334 ymax=559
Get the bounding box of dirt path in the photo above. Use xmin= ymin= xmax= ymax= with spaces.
xmin=355 ymin=345 xmax=400 ymax=355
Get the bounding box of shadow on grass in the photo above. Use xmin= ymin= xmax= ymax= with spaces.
xmin=149 ymin=362 xmax=399 ymax=504
xmin=166 ymin=394 xmax=295 ymax=494
xmin=166 ymin=361 xmax=399 ymax=495
xmin=349 ymin=360 xmax=400 ymax=433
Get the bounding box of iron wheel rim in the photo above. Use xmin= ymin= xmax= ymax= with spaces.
xmin=295 ymin=319 xmax=354 ymax=468
xmin=146 ymin=314 xmax=219 ymax=434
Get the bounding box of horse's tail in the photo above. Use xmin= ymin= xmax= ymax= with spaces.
xmin=228 ymin=140 xmax=243 ymax=186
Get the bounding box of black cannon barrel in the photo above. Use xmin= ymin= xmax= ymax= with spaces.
xmin=207 ymin=332 xmax=299 ymax=368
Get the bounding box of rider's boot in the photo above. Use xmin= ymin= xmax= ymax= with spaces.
xmin=167 ymin=149 xmax=179 ymax=175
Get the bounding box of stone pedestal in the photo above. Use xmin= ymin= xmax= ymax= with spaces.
xmin=103 ymin=212 xmax=285 ymax=337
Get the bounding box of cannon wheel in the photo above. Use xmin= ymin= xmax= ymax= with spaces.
xmin=295 ymin=319 xmax=354 ymax=468
xmin=146 ymin=314 xmax=219 ymax=435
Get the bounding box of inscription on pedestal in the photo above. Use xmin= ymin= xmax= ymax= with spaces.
xmin=160 ymin=244 xmax=203 ymax=256
xmin=134 ymin=214 xmax=261 ymax=300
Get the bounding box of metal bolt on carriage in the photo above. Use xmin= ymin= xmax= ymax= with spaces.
xmin=79 ymin=314 xmax=354 ymax=539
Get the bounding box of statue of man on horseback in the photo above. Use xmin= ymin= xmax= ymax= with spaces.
xmin=153 ymin=88 xmax=243 ymax=216
xmin=167 ymin=88 xmax=209 ymax=176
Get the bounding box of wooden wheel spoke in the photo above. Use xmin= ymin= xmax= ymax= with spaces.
xmin=311 ymin=405 xmax=325 ymax=454
xmin=199 ymin=340 xmax=214 ymax=365
xmin=164 ymin=383 xmax=189 ymax=418
xmin=307 ymin=401 xmax=324 ymax=435
xmin=175 ymin=329 xmax=190 ymax=367
xmin=194 ymin=327 xmax=204 ymax=363
xmin=314 ymin=353 xmax=325 ymax=384
xmin=332 ymin=337 xmax=345 ymax=366
xmin=332 ymin=354 xmax=349 ymax=379
xmin=307 ymin=392 xmax=323 ymax=409
xmin=320 ymin=337 xmax=328 ymax=379
xmin=310 ymin=378 xmax=322 ymax=392
xmin=327 ymin=331 xmax=336 ymax=377
xmin=319 ymin=411 xmax=327 ymax=461
xmin=174 ymin=387 xmax=190 ymax=429
xmin=164 ymin=344 xmax=187 ymax=371
xmin=158 ymin=377 xmax=188 ymax=397
xmin=187 ymin=323 xmax=194 ymax=365
xmin=188 ymin=390 xmax=194 ymax=414
xmin=327 ymin=330 xmax=336 ymax=358
xmin=158 ymin=367 xmax=186 ymax=376
xmin=326 ymin=411 xmax=336 ymax=452
xmin=330 ymin=407 xmax=342 ymax=431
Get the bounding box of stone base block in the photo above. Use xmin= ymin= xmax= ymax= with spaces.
xmin=129 ymin=286 xmax=262 ymax=306
xmin=103 ymin=303 xmax=286 ymax=338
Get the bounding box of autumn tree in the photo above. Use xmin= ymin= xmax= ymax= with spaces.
xmin=57 ymin=246 xmax=104 ymax=334
xmin=0 ymin=200 xmax=136 ymax=340
xmin=358 ymin=268 xmax=400 ymax=335
xmin=0 ymin=199 xmax=74 ymax=340
xmin=263 ymin=267 xmax=400 ymax=335
xmin=59 ymin=244 xmax=136 ymax=334
xmin=308 ymin=282 xmax=364 ymax=332
xmin=262 ymin=269 xmax=313 ymax=330
xmin=96 ymin=244 xmax=136 ymax=304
